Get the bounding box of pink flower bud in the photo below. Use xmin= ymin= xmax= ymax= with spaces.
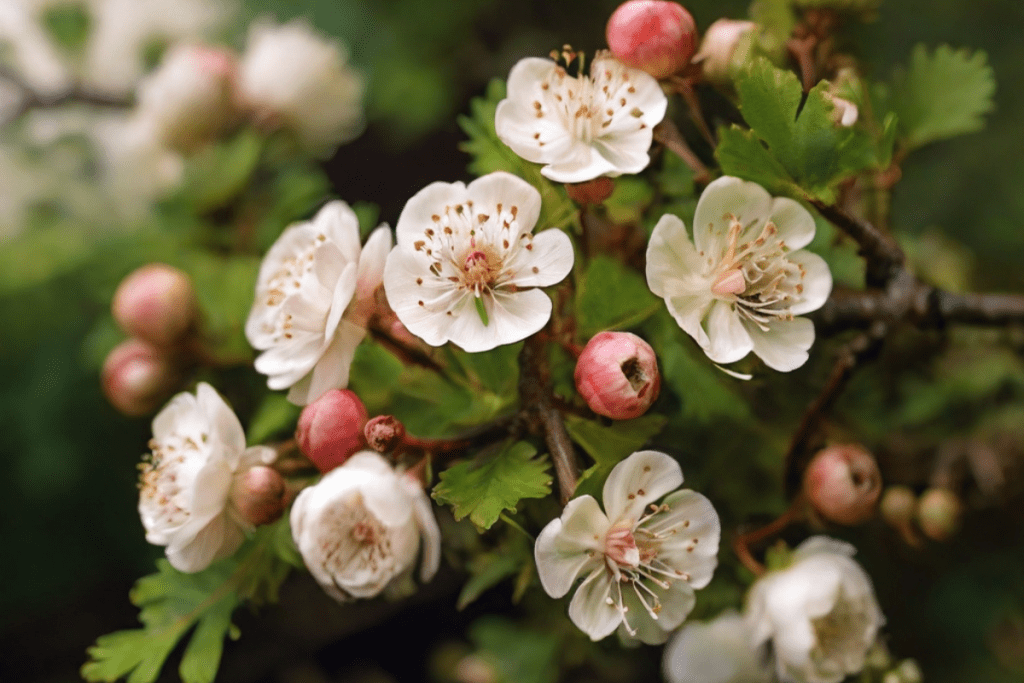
xmin=606 ymin=1 xmax=698 ymax=79
xmin=575 ymin=331 xmax=660 ymax=420
xmin=565 ymin=177 xmax=615 ymax=206
xmin=803 ymin=444 xmax=882 ymax=526
xmin=101 ymin=338 xmax=179 ymax=416
xmin=230 ymin=465 xmax=287 ymax=527
xmin=916 ymin=487 xmax=962 ymax=541
xmin=296 ymin=389 xmax=369 ymax=473
xmin=693 ymin=19 xmax=757 ymax=86
xmin=112 ymin=264 xmax=198 ymax=347
xmin=365 ymin=415 xmax=406 ymax=453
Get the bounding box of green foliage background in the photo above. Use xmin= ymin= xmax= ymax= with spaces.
xmin=1 ymin=0 xmax=1023 ymax=681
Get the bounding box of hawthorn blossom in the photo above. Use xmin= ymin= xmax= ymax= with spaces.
xmin=237 ymin=19 xmax=364 ymax=153
xmin=138 ymin=383 xmax=275 ymax=573
xmin=246 ymin=201 xmax=391 ymax=406
xmin=382 ymin=172 xmax=573 ymax=352
xmin=290 ymin=450 xmax=441 ymax=602
xmin=745 ymin=537 xmax=884 ymax=683
xmin=494 ymin=52 xmax=667 ymax=183
xmin=646 ymin=176 xmax=832 ymax=372
xmin=663 ymin=611 xmax=774 ymax=683
xmin=534 ymin=450 xmax=720 ymax=644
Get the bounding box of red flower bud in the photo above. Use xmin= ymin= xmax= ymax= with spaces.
xmin=230 ymin=466 xmax=286 ymax=526
xmin=112 ymin=264 xmax=198 ymax=347
xmin=575 ymin=331 xmax=660 ymax=420
xmin=365 ymin=415 xmax=406 ymax=453
xmin=606 ymin=0 xmax=698 ymax=79
xmin=565 ymin=178 xmax=615 ymax=206
xmin=916 ymin=487 xmax=962 ymax=541
xmin=101 ymin=338 xmax=179 ymax=417
xmin=803 ymin=444 xmax=882 ymax=525
xmin=296 ymin=389 xmax=368 ymax=473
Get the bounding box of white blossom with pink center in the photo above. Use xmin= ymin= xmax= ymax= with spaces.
xmin=494 ymin=52 xmax=668 ymax=183
xmin=246 ymin=200 xmax=391 ymax=406
xmin=382 ymin=171 xmax=574 ymax=352
xmin=534 ymin=451 xmax=720 ymax=644
xmin=138 ymin=383 xmax=275 ymax=573
xmin=646 ymin=176 xmax=833 ymax=372
xmin=289 ymin=451 xmax=441 ymax=602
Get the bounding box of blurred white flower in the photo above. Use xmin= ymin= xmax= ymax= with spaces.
xmin=382 ymin=171 xmax=574 ymax=352
xmin=138 ymin=382 xmax=275 ymax=573
xmin=290 ymin=450 xmax=441 ymax=602
xmin=134 ymin=43 xmax=239 ymax=153
xmin=534 ymin=451 xmax=720 ymax=644
xmin=0 ymin=0 xmax=75 ymax=95
xmin=663 ymin=611 xmax=775 ymax=683
xmin=237 ymin=18 xmax=364 ymax=153
xmin=495 ymin=52 xmax=667 ymax=183
xmin=745 ymin=537 xmax=884 ymax=683
xmin=93 ymin=113 xmax=185 ymax=216
xmin=646 ymin=176 xmax=832 ymax=372
xmin=246 ymin=200 xmax=391 ymax=406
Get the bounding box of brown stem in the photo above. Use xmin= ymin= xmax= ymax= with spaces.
xmin=669 ymin=77 xmax=716 ymax=150
xmin=733 ymin=503 xmax=802 ymax=576
xmin=787 ymin=36 xmax=818 ymax=93
xmin=0 ymin=65 xmax=132 ymax=126
xmin=814 ymin=287 xmax=1024 ymax=333
xmin=810 ymin=200 xmax=905 ymax=287
xmin=368 ymin=322 xmax=445 ymax=373
xmin=652 ymin=120 xmax=711 ymax=186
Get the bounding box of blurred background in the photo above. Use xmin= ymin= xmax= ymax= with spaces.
xmin=2 ymin=0 xmax=1023 ymax=681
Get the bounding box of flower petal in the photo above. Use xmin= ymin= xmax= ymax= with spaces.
xmin=768 ymin=197 xmax=816 ymax=251
xmin=287 ymin=318 xmax=366 ymax=405
xmin=355 ymin=224 xmax=392 ymax=301
xmin=195 ymin=382 xmax=246 ymax=458
xmin=165 ymin=513 xmax=243 ymax=573
xmin=505 ymin=228 xmax=574 ymax=288
xmin=602 ymin=450 xmax=684 ymax=525
xmin=535 ymin=495 xmax=609 ymax=598
xmin=394 ymin=180 xmax=468 ymax=245
xmin=651 ymin=490 xmax=721 ymax=589
xmin=568 ymin=569 xmax=622 ymax=641
xmin=402 ymin=475 xmax=442 ymax=583
xmin=692 ymin=177 xmax=771 ymax=257
xmin=646 ymin=213 xmax=711 ymax=298
xmin=619 ymin=576 xmax=697 ymax=645
xmin=786 ymin=250 xmax=833 ymax=316
xmin=443 ymin=288 xmax=552 ymax=352
xmin=745 ymin=316 xmax=815 ymax=372
xmin=467 ymin=171 xmax=542 ymax=235
xmin=704 ymin=300 xmax=753 ymax=365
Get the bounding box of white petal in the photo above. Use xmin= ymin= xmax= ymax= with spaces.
xmin=568 ymin=569 xmax=622 ymax=640
xmin=495 ymin=97 xmax=579 ymax=166
xmin=692 ymin=177 xmax=772 ymax=257
xmin=505 ymin=57 xmax=557 ymax=101
xmin=287 ymin=319 xmax=366 ymax=405
xmin=540 ymin=147 xmax=622 ymax=184
xmin=620 ymin=577 xmax=697 ymax=645
xmin=394 ymin=180 xmax=468 ymax=245
xmin=355 ymin=225 xmax=393 ymax=300
xmin=745 ymin=316 xmax=815 ymax=372
xmin=652 ymin=490 xmax=721 ymax=589
xmin=663 ymin=612 xmax=774 ymax=683
xmin=768 ymin=197 xmax=816 ymax=251
xmin=381 ymin=247 xmax=457 ymax=347
xmin=647 ymin=213 xmax=711 ymax=298
xmin=195 ymin=383 xmax=246 ymax=459
xmin=591 ymin=129 xmax=654 ymax=176
xmin=447 ymin=288 xmax=552 ymax=353
xmin=704 ymin=300 xmax=753 ymax=365
xmin=402 ymin=475 xmax=442 ymax=582
xmin=602 ymin=451 xmax=684 ymax=525
xmin=787 ymin=250 xmax=833 ymax=316
xmin=794 ymin=535 xmax=857 ymax=559
xmin=534 ymin=495 xmax=609 ymax=598
xmin=467 ymin=171 xmax=542 ymax=235
xmin=166 ymin=513 xmax=243 ymax=573
xmin=506 ymin=228 xmax=575 ymax=288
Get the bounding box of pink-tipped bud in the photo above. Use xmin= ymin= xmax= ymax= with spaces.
xmin=365 ymin=415 xmax=406 ymax=453
xmin=575 ymin=331 xmax=660 ymax=420
xmin=803 ymin=444 xmax=882 ymax=525
xmin=916 ymin=487 xmax=962 ymax=541
xmin=296 ymin=389 xmax=369 ymax=473
xmin=606 ymin=1 xmax=698 ymax=79
xmin=694 ymin=19 xmax=757 ymax=86
xmin=112 ymin=264 xmax=198 ymax=347
xmin=231 ymin=465 xmax=286 ymax=526
xmin=101 ymin=338 xmax=179 ymax=417
xmin=565 ymin=177 xmax=615 ymax=206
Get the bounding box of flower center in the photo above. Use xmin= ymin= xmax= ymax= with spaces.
xmin=139 ymin=432 xmax=209 ymax=529
xmin=811 ymin=591 xmax=871 ymax=664
xmin=605 ymin=522 xmax=640 ymax=568
xmin=707 ymin=215 xmax=808 ymax=330
xmin=461 ymin=247 xmax=502 ymax=294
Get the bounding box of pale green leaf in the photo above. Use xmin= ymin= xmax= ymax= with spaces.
xmin=564 ymin=413 xmax=668 ymax=499
xmin=469 ymin=617 xmax=559 ymax=683
xmin=575 ymin=255 xmax=661 ymax=337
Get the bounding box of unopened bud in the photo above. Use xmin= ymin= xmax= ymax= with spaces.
xmin=606 ymin=1 xmax=698 ymax=79
xmin=879 ymin=485 xmax=917 ymax=528
xmin=101 ymin=339 xmax=179 ymax=416
xmin=112 ymin=264 xmax=198 ymax=347
xmin=296 ymin=389 xmax=368 ymax=473
xmin=828 ymin=94 xmax=859 ymax=127
xmin=231 ymin=465 xmax=286 ymax=526
xmin=803 ymin=444 xmax=882 ymax=525
xmin=916 ymin=487 xmax=962 ymax=541
xmin=365 ymin=415 xmax=405 ymax=452
xmin=565 ymin=177 xmax=615 ymax=206
xmin=575 ymin=331 xmax=660 ymax=420
xmin=693 ymin=19 xmax=757 ymax=86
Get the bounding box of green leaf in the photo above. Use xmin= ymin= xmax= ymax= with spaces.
xmin=82 ymin=525 xmax=292 ymax=683
xmin=433 ymin=441 xmax=552 ymax=530
xmin=748 ymin=0 xmax=796 ymax=61
xmin=469 ymin=617 xmax=559 ymax=683
xmin=246 ymin=393 xmax=301 ymax=445
xmin=714 ymin=126 xmax=800 ymax=198
xmin=722 ymin=59 xmax=880 ymax=202
xmin=446 ymin=342 xmax=522 ymax=397
xmin=180 ymin=130 xmax=265 ymax=212
xmin=187 ymin=253 xmax=261 ymax=365
xmin=575 ymin=255 xmax=661 ymax=337
xmin=891 ymin=44 xmax=995 ymax=150
xmin=603 ymin=177 xmax=655 ymax=224
xmin=564 ymin=414 xmax=668 ymax=499
xmin=457 ymin=545 xmax=525 ymax=611
xmin=41 ymin=3 xmax=91 ymax=53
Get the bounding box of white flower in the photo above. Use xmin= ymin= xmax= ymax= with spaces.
xmin=382 ymin=171 xmax=574 ymax=353
xmin=237 ymin=19 xmax=364 ymax=153
xmin=246 ymin=200 xmax=391 ymax=406
xmin=745 ymin=536 xmax=885 ymax=683
xmin=289 ymin=450 xmax=441 ymax=602
xmin=494 ymin=52 xmax=668 ymax=183
xmin=646 ymin=176 xmax=833 ymax=372
xmin=138 ymin=382 xmax=275 ymax=573
xmin=534 ymin=451 xmax=720 ymax=644
xmin=664 ymin=611 xmax=775 ymax=683
xmin=134 ymin=43 xmax=239 ymax=153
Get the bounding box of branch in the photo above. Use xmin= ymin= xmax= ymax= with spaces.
xmin=652 ymin=119 xmax=711 ymax=186
xmin=809 ymin=199 xmax=905 ymax=286
xmin=0 ymin=65 xmax=132 ymax=127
